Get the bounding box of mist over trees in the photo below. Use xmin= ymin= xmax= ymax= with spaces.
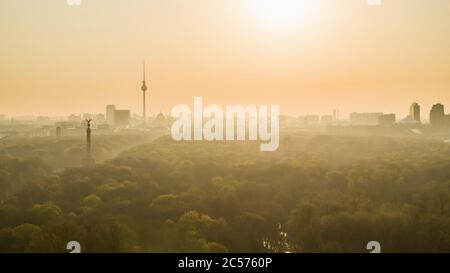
xmin=0 ymin=134 xmax=450 ymax=252
xmin=0 ymin=134 xmax=153 ymax=170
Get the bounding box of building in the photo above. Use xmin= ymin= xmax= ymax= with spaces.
xmin=379 ymin=114 xmax=396 ymax=126
xmin=350 ymin=112 xmax=383 ymax=126
xmin=430 ymin=103 xmax=446 ymax=127
xmin=114 ymin=110 xmax=131 ymax=127
xmin=152 ymin=112 xmax=169 ymax=128
xmin=410 ymin=102 xmax=421 ymax=123
xmin=106 ymin=105 xmax=116 ymax=125
xmin=429 ymin=103 xmax=450 ymax=128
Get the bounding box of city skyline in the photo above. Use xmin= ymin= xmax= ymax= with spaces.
xmin=1 ymin=0 xmax=450 ymax=117
xmin=2 ymin=100 xmax=450 ymax=124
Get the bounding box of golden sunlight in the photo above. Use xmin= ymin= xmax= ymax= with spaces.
xmin=249 ymin=0 xmax=317 ymax=28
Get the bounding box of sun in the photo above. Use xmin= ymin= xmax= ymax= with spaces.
xmin=249 ymin=0 xmax=316 ymax=28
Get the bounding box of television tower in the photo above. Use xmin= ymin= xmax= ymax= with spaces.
xmin=141 ymin=61 xmax=148 ymax=125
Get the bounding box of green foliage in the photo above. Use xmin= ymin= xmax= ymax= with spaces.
xmin=1 ymin=134 xmax=450 ymax=252
xmin=31 ymin=203 xmax=62 ymax=225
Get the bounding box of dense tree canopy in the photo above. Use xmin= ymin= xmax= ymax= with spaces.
xmin=0 ymin=133 xmax=450 ymax=252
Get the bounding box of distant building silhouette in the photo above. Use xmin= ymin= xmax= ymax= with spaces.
xmin=379 ymin=114 xmax=396 ymax=126
xmin=152 ymin=111 xmax=169 ymax=128
xmin=105 ymin=105 xmax=131 ymax=128
xmin=350 ymin=112 xmax=383 ymax=126
xmin=114 ymin=110 xmax=131 ymax=128
xmin=410 ymin=102 xmax=421 ymax=123
xmin=430 ymin=103 xmax=446 ymax=127
xmin=106 ymin=105 xmax=116 ymax=125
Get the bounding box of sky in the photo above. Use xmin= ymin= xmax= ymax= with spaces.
xmin=1 ymin=0 xmax=450 ymax=119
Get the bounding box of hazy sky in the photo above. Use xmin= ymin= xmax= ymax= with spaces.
xmin=1 ymin=0 xmax=450 ymax=119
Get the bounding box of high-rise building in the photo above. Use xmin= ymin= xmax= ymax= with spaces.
xmin=141 ymin=62 xmax=148 ymax=125
xmin=410 ymin=102 xmax=421 ymax=123
xmin=430 ymin=103 xmax=446 ymax=127
xmin=114 ymin=110 xmax=131 ymax=127
xmin=106 ymin=105 xmax=116 ymax=125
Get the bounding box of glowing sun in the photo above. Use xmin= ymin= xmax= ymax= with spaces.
xmin=249 ymin=0 xmax=316 ymax=28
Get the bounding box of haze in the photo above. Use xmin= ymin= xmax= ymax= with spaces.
xmin=1 ymin=0 xmax=450 ymax=118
